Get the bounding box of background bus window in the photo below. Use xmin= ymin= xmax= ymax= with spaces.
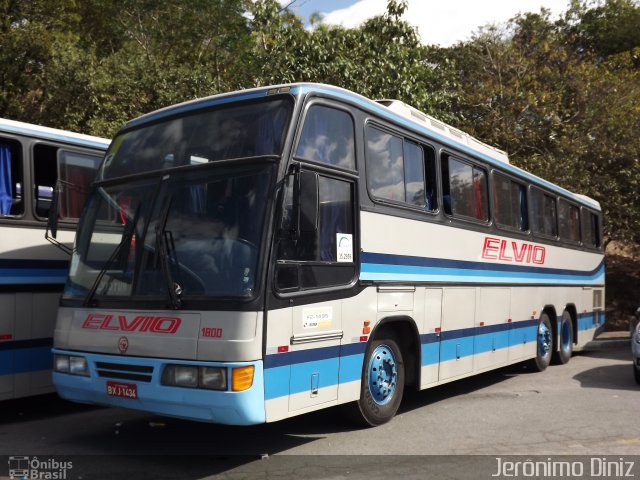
xmin=58 ymin=150 xmax=102 ymax=219
xmin=33 ymin=144 xmax=101 ymax=219
xmin=582 ymin=209 xmax=601 ymax=248
xmin=493 ymin=172 xmax=528 ymax=231
xmin=530 ymin=187 xmax=557 ymax=237
xmin=559 ymin=199 xmax=580 ymax=243
xmin=0 ymin=138 xmax=23 ymax=216
xmin=442 ymin=156 xmax=488 ymax=221
xmin=295 ymin=105 xmax=355 ymax=170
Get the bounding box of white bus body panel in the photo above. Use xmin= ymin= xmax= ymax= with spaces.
xmin=0 ymin=227 xmax=75 ymax=400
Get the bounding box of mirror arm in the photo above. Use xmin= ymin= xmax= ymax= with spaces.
xmin=45 ymin=180 xmax=72 ymax=255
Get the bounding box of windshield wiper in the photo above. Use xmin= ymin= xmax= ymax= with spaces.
xmin=155 ymin=226 xmax=182 ymax=310
xmin=83 ymin=216 xmax=137 ymax=307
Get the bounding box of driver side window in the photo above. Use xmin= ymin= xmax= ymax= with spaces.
xmin=276 ymin=172 xmax=356 ymax=292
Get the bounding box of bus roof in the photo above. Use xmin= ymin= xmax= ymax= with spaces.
xmin=0 ymin=118 xmax=111 ymax=150
xmin=121 ymin=83 xmax=600 ymax=211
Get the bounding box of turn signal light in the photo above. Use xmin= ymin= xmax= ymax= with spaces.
xmin=363 ymin=320 xmax=371 ymax=335
xmin=232 ymin=366 xmax=255 ymax=391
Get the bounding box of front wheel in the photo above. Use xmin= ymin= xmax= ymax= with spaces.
xmin=353 ymin=334 xmax=405 ymax=427
xmin=634 ymin=365 xmax=640 ymax=385
xmin=553 ymin=311 xmax=573 ymax=365
xmin=528 ymin=313 xmax=553 ymax=372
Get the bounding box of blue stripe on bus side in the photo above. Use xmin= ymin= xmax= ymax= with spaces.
xmin=0 ymin=338 xmax=53 ymax=375
xmin=0 ymin=259 xmax=69 ymax=285
xmin=360 ymin=253 xmax=605 ymax=284
xmin=264 ymin=314 xmax=604 ymax=400
xmin=360 ymin=252 xmax=604 ymax=283
xmin=362 ymin=253 xmax=604 ymax=278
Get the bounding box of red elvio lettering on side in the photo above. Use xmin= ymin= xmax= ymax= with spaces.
xmin=82 ymin=313 xmax=181 ymax=334
xmin=481 ymin=236 xmax=545 ymax=265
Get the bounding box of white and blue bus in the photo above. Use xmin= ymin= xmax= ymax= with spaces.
xmin=0 ymin=118 xmax=109 ymax=400
xmin=50 ymin=84 xmax=604 ymax=425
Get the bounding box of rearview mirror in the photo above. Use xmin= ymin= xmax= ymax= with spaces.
xmin=298 ymin=170 xmax=319 ymax=234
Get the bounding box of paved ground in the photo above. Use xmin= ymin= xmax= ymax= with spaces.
xmin=0 ymin=338 xmax=638 ymax=479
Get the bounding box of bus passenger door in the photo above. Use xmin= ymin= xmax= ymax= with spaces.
xmin=288 ymin=301 xmax=343 ymax=411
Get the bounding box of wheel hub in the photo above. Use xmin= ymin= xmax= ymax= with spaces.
xmin=368 ymin=344 xmax=398 ymax=406
xmin=538 ymin=322 xmax=551 ymax=357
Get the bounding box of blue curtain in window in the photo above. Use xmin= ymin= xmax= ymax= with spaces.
xmin=0 ymin=144 xmax=12 ymax=215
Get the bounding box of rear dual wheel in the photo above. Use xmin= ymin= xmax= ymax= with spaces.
xmin=553 ymin=311 xmax=573 ymax=365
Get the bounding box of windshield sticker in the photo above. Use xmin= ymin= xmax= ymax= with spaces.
xmin=302 ymin=307 xmax=333 ymax=329
xmin=336 ymin=233 xmax=353 ymax=263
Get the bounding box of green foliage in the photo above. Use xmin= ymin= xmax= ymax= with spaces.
xmin=0 ymin=0 xmax=638 ymax=242
xmin=431 ymin=3 xmax=640 ymax=242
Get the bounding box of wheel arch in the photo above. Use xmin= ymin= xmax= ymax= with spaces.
xmin=370 ymin=315 xmax=421 ymax=389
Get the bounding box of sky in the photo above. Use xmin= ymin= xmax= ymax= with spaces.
xmin=286 ymin=0 xmax=572 ymax=46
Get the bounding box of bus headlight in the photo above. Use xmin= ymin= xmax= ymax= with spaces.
xmin=69 ymin=356 xmax=89 ymax=376
xmin=54 ymin=354 xmax=89 ymax=376
xmin=162 ymin=365 xmax=228 ymax=390
xmin=162 ymin=365 xmax=198 ymax=387
xmin=200 ymin=367 xmax=227 ymax=390
xmin=54 ymin=354 xmax=70 ymax=373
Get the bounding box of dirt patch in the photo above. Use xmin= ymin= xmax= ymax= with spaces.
xmin=605 ymin=242 xmax=640 ymax=331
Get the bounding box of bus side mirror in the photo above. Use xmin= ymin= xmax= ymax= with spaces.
xmin=280 ymin=168 xmax=319 ymax=239
xmin=298 ymin=171 xmax=319 ymax=234
xmin=45 ymin=181 xmax=72 ymax=255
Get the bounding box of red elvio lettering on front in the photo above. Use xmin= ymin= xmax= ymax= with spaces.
xmin=81 ymin=313 xmax=181 ymax=334
xmin=481 ymin=237 xmax=546 ymax=265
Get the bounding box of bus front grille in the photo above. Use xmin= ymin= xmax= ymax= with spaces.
xmin=95 ymin=361 xmax=154 ymax=382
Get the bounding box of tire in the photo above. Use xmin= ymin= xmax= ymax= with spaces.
xmin=353 ymin=333 xmax=405 ymax=427
xmin=553 ymin=311 xmax=573 ymax=365
xmin=634 ymin=364 xmax=640 ymax=385
xmin=528 ymin=313 xmax=553 ymax=372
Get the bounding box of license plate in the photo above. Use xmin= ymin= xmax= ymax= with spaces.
xmin=106 ymin=381 xmax=138 ymax=400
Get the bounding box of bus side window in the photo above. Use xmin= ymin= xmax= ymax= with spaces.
xmin=442 ymin=155 xmax=488 ymax=221
xmin=530 ymin=187 xmax=557 ymax=238
xmin=295 ymin=105 xmax=356 ymax=170
xmin=0 ymin=139 xmax=23 ymax=216
xmin=493 ymin=172 xmax=528 ymax=231
xmin=57 ymin=150 xmax=102 ymax=219
xmin=559 ymin=199 xmax=580 ymax=243
xmin=582 ymin=209 xmax=601 ymax=249
xmin=365 ymin=126 xmax=437 ymax=212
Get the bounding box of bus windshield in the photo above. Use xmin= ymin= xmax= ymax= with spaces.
xmin=65 ymin=163 xmax=274 ymax=304
xmin=99 ymin=97 xmax=292 ymax=180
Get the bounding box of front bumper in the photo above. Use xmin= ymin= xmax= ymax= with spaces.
xmin=52 ymin=349 xmax=266 ymax=425
xmin=632 ymin=334 xmax=640 ymax=369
